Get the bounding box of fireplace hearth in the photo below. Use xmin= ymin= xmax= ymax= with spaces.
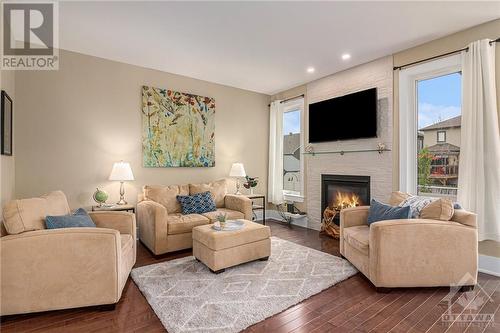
xmin=321 ymin=174 xmax=370 ymax=226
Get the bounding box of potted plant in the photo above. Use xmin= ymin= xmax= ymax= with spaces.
xmin=216 ymin=213 xmax=227 ymax=229
xmin=243 ymin=176 xmax=259 ymax=195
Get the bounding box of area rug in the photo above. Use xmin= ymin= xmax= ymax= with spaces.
xmin=131 ymin=236 xmax=357 ymax=333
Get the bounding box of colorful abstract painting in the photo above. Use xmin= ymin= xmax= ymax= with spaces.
xmin=142 ymin=86 xmax=215 ymax=167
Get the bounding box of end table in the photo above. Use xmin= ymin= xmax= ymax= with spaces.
xmin=245 ymin=194 xmax=265 ymax=225
xmin=91 ymin=204 xmax=135 ymax=213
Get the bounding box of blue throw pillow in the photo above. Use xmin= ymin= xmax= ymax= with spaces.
xmin=177 ymin=191 xmax=216 ymax=215
xmin=46 ymin=208 xmax=96 ymax=229
xmin=367 ymin=199 xmax=411 ymax=225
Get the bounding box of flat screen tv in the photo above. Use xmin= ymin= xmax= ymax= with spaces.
xmin=308 ymin=88 xmax=377 ymax=143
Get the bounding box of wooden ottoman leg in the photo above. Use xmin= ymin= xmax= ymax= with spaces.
xmin=258 ymin=256 xmax=269 ymax=261
xmin=210 ymin=268 xmax=225 ymax=274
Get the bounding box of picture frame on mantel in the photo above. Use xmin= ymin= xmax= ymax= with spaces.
xmin=1 ymin=90 xmax=13 ymax=156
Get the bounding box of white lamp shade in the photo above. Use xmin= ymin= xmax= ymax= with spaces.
xmin=109 ymin=161 xmax=135 ymax=181
xmin=229 ymin=163 xmax=246 ymax=177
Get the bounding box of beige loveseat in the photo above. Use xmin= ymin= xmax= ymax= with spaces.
xmin=340 ymin=192 xmax=478 ymax=290
xmin=137 ymin=179 xmax=252 ymax=255
xmin=1 ymin=191 xmax=136 ymax=316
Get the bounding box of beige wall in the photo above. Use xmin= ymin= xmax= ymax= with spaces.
xmin=14 ymin=49 xmax=270 ymax=208
xmin=0 ymin=69 xmax=15 ymax=215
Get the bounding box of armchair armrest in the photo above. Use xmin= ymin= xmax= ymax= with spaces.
xmin=369 ymin=219 xmax=478 ymax=287
xmin=451 ymin=209 xmax=477 ymax=228
xmin=1 ymin=228 xmax=122 ymax=315
xmin=340 ymin=206 xmax=370 ymax=229
xmin=225 ymin=194 xmax=252 ymax=220
xmin=89 ymin=211 xmax=136 ymax=240
xmin=136 ymin=200 xmax=168 ymax=255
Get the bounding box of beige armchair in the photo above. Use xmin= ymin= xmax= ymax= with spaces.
xmin=137 ymin=179 xmax=252 ymax=255
xmin=1 ymin=191 xmax=136 ymax=316
xmin=340 ymin=195 xmax=478 ymax=291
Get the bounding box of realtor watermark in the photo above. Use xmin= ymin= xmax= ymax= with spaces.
xmin=1 ymin=1 xmax=59 ymax=70
xmin=440 ymin=274 xmax=495 ymax=329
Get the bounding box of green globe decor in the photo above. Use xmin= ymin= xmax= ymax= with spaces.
xmin=93 ymin=188 xmax=109 ymax=207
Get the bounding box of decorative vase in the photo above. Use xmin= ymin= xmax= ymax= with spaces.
xmin=250 ymin=188 xmax=254 ymax=195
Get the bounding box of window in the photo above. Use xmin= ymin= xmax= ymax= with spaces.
xmin=282 ymin=98 xmax=304 ymax=200
xmin=399 ymin=54 xmax=462 ymax=199
xmin=437 ymin=131 xmax=446 ymax=143
xmin=417 ymin=72 xmax=461 ymax=198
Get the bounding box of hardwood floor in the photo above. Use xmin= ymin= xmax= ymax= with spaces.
xmin=1 ymin=220 xmax=499 ymax=333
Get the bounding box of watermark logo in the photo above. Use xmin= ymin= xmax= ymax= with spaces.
xmin=441 ymin=273 xmax=495 ymax=329
xmin=1 ymin=1 xmax=59 ymax=70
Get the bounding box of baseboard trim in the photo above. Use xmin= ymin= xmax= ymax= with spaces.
xmin=478 ymin=254 xmax=500 ymax=277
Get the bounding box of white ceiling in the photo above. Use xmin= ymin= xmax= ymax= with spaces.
xmin=59 ymin=1 xmax=500 ymax=95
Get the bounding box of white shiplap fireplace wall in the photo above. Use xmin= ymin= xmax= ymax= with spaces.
xmin=305 ymin=56 xmax=393 ymax=230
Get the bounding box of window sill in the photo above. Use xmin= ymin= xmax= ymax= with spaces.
xmin=283 ymin=192 xmax=304 ymax=203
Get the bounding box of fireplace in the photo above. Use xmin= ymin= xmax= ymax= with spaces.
xmin=321 ymin=174 xmax=370 ymax=225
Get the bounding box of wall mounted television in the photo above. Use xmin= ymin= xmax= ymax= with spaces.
xmin=308 ymin=87 xmax=377 ymax=143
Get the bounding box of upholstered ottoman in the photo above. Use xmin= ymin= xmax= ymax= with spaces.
xmin=192 ymin=220 xmax=271 ymax=273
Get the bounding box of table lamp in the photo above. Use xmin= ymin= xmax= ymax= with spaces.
xmin=229 ymin=162 xmax=246 ymax=195
xmin=109 ymin=161 xmax=135 ymax=205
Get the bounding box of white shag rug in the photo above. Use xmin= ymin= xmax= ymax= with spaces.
xmin=131 ymin=236 xmax=357 ymax=333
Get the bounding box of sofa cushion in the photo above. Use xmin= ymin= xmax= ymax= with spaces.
xmin=367 ymin=199 xmax=411 ymax=225
xmin=202 ymin=208 xmax=245 ymax=222
xmin=167 ymin=213 xmax=210 ymax=235
xmin=176 ymin=191 xmax=216 ymax=215
xmin=2 ymin=191 xmax=71 ymax=235
xmin=144 ymin=184 xmax=189 ymax=214
xmin=342 ymin=225 xmax=370 ymax=255
xmin=189 ymin=179 xmax=227 ymax=208
xmin=420 ymin=198 xmax=454 ymax=221
xmin=45 ymin=208 xmax=96 ymax=229
xmin=192 ymin=220 xmax=270 ymax=251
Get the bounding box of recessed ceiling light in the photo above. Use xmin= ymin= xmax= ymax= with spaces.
xmin=306 ymin=67 xmax=315 ymax=73
xmin=342 ymin=53 xmax=351 ymax=60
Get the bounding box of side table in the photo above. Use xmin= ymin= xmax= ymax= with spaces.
xmin=91 ymin=204 xmax=136 ymax=213
xmin=245 ymin=194 xmax=265 ymax=225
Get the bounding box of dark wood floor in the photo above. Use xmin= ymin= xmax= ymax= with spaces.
xmin=1 ymin=220 xmax=499 ymax=333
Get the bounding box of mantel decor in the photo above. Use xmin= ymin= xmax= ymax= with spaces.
xmin=303 ymin=143 xmax=390 ymax=156
xmin=142 ymin=86 xmax=215 ymax=167
xmin=1 ymin=90 xmax=13 ymax=156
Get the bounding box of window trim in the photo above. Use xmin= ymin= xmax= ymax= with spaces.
xmin=282 ymin=98 xmax=304 ymax=202
xmin=437 ymin=130 xmax=446 ymax=143
xmin=399 ymin=54 xmax=461 ymax=194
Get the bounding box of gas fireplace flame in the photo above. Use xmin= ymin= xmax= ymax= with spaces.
xmin=333 ymin=191 xmax=360 ymax=210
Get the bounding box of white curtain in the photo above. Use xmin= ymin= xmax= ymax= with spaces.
xmin=458 ymin=39 xmax=500 ymax=241
xmin=268 ymin=100 xmax=284 ymax=205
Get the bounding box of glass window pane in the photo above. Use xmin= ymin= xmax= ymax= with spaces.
xmin=283 ymin=109 xmax=301 ymax=193
xmin=417 ymin=72 xmax=461 ymax=199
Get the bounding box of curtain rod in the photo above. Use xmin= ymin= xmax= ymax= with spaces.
xmin=268 ymin=94 xmax=304 ymax=107
xmin=393 ymin=37 xmax=499 ymax=71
